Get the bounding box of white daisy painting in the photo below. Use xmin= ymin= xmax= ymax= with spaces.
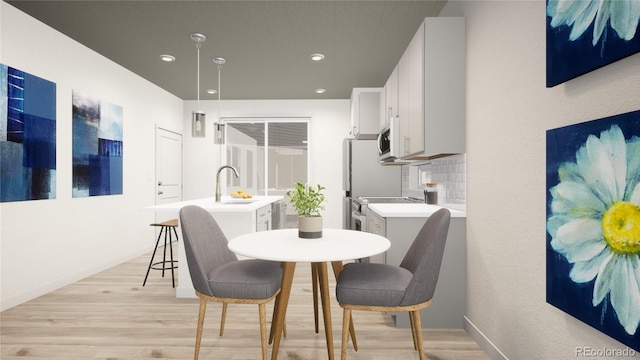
xmin=546 ymin=0 xmax=640 ymax=87
xmin=547 ymin=109 xmax=640 ymax=350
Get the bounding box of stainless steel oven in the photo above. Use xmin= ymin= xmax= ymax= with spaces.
xmin=351 ymin=203 xmax=367 ymax=232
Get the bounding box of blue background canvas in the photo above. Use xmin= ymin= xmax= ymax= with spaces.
xmin=546 ymin=109 xmax=640 ymax=351
xmin=0 ymin=64 xmax=56 ymax=202
xmin=546 ymin=3 xmax=640 ymax=87
xmin=72 ymin=91 xmax=123 ymax=197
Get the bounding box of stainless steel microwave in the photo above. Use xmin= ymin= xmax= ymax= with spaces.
xmin=377 ymin=117 xmax=399 ymax=163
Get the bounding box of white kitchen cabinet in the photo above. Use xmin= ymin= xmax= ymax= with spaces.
xmin=397 ymin=21 xmax=426 ymax=158
xmin=366 ymin=210 xmax=386 ymax=264
xmin=383 ymin=64 xmax=399 ymax=129
xmin=408 ymin=17 xmax=465 ymax=160
xmin=384 ymin=17 xmax=465 ymax=160
xmin=256 ymin=204 xmax=272 ymax=232
xmin=398 ymin=45 xmax=410 ymax=155
xmin=406 ymin=21 xmax=425 ymax=156
xmin=366 ymin=207 xmax=466 ymax=329
xmin=350 ymin=88 xmax=383 ymax=138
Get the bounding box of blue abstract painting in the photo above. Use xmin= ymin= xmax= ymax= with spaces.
xmin=72 ymin=90 xmax=123 ymax=197
xmin=546 ymin=0 xmax=640 ymax=87
xmin=1 ymin=64 xmax=57 ymax=202
xmin=546 ymin=109 xmax=640 ymax=351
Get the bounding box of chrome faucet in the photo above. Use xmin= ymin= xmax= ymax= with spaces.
xmin=215 ymin=165 xmax=240 ymax=202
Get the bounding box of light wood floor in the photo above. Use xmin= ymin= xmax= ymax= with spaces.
xmin=1 ymin=243 xmax=489 ymax=360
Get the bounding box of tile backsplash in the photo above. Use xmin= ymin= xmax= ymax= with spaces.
xmin=402 ymin=153 xmax=466 ymax=208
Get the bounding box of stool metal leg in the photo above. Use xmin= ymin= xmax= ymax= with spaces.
xmin=168 ymin=226 xmax=176 ymax=288
xmin=161 ymin=226 xmax=168 ymax=278
xmin=143 ymin=226 xmax=164 ymax=286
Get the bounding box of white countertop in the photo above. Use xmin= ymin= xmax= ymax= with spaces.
xmin=368 ymin=203 xmax=466 ymax=218
xmin=143 ymin=195 xmax=283 ymax=213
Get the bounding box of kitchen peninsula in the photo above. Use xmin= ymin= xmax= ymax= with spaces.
xmin=144 ymin=196 xmax=283 ymax=298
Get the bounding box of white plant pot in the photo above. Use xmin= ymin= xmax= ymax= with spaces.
xmin=298 ymin=215 xmax=323 ymax=239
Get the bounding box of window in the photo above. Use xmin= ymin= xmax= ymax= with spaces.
xmin=223 ymin=118 xmax=309 ymax=196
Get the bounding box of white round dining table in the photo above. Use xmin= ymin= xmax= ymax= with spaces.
xmin=228 ymin=228 xmax=390 ymax=360
xmin=228 ymin=228 xmax=390 ymax=262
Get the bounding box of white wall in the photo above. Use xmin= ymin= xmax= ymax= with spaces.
xmin=181 ymin=99 xmax=350 ymax=229
xmin=441 ymin=2 xmax=640 ymax=359
xmin=0 ymin=3 xmax=184 ymax=310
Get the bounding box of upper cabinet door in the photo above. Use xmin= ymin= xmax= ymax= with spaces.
xmin=350 ymin=88 xmax=383 ymax=138
xmin=406 ymin=21 xmax=425 ymax=156
xmin=382 ymin=17 xmax=466 ymax=161
xmin=384 ymin=64 xmax=399 ymax=129
xmin=420 ymin=17 xmax=466 ymax=160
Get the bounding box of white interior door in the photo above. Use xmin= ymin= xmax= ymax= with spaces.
xmin=156 ymin=128 xmax=182 ymax=206
xmin=155 ymin=127 xmax=184 ymax=293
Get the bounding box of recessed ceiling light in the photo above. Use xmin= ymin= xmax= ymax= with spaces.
xmin=315 ymin=88 xmax=326 ymax=94
xmin=310 ymin=53 xmax=325 ymax=61
xmin=159 ymin=54 xmax=176 ymax=62
xmin=207 ymin=89 xmax=218 ymax=95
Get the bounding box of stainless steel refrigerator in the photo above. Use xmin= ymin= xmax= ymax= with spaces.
xmin=343 ymin=138 xmax=401 ymax=229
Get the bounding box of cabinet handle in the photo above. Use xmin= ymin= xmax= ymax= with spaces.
xmin=158 ymin=191 xmax=164 ymax=195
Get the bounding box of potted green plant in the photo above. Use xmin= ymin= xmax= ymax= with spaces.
xmin=286 ymin=182 xmax=326 ymax=238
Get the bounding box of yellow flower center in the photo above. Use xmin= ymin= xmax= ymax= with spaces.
xmin=602 ymin=202 xmax=640 ymax=255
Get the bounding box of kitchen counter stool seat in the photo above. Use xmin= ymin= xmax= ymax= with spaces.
xmin=143 ymin=219 xmax=179 ymax=288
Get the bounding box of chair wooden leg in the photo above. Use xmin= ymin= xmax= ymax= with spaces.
xmin=409 ymin=311 xmax=418 ymax=350
xmin=259 ymin=303 xmax=268 ymax=360
xmin=410 ymin=310 xmax=425 ymax=360
xmin=269 ymin=291 xmax=279 ymax=344
xmin=219 ymin=302 xmax=228 ymax=336
xmin=348 ymin=316 xmax=358 ymax=351
xmin=283 ymin=314 xmax=287 ymax=339
xmin=331 ymin=261 xmax=357 ymax=350
xmin=194 ymin=297 xmax=208 ymax=360
xmin=311 ymin=263 xmax=319 ymax=333
xmin=341 ymin=308 xmax=351 ymax=360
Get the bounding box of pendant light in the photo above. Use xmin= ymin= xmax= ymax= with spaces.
xmin=191 ymin=33 xmax=206 ymax=137
xmin=213 ymin=57 xmax=226 ymax=144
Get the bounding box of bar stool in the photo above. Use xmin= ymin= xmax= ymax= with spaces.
xmin=143 ymin=219 xmax=179 ymax=287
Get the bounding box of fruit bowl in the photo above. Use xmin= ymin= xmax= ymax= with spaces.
xmin=230 ymin=188 xmax=253 ymax=199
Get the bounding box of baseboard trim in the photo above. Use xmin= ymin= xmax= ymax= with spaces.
xmin=464 ymin=316 xmax=509 ymax=360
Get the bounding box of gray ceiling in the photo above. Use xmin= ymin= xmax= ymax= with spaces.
xmin=6 ymin=0 xmax=446 ymax=100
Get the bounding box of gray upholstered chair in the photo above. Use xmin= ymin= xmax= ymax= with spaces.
xmin=179 ymin=205 xmax=282 ymax=360
xmin=335 ymin=208 xmax=451 ymax=360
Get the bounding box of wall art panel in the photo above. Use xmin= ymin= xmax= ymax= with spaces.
xmin=0 ymin=64 xmax=57 ymax=202
xmin=546 ymin=109 xmax=640 ymax=351
xmin=546 ymin=0 xmax=640 ymax=87
xmin=72 ymin=90 xmax=123 ymax=197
